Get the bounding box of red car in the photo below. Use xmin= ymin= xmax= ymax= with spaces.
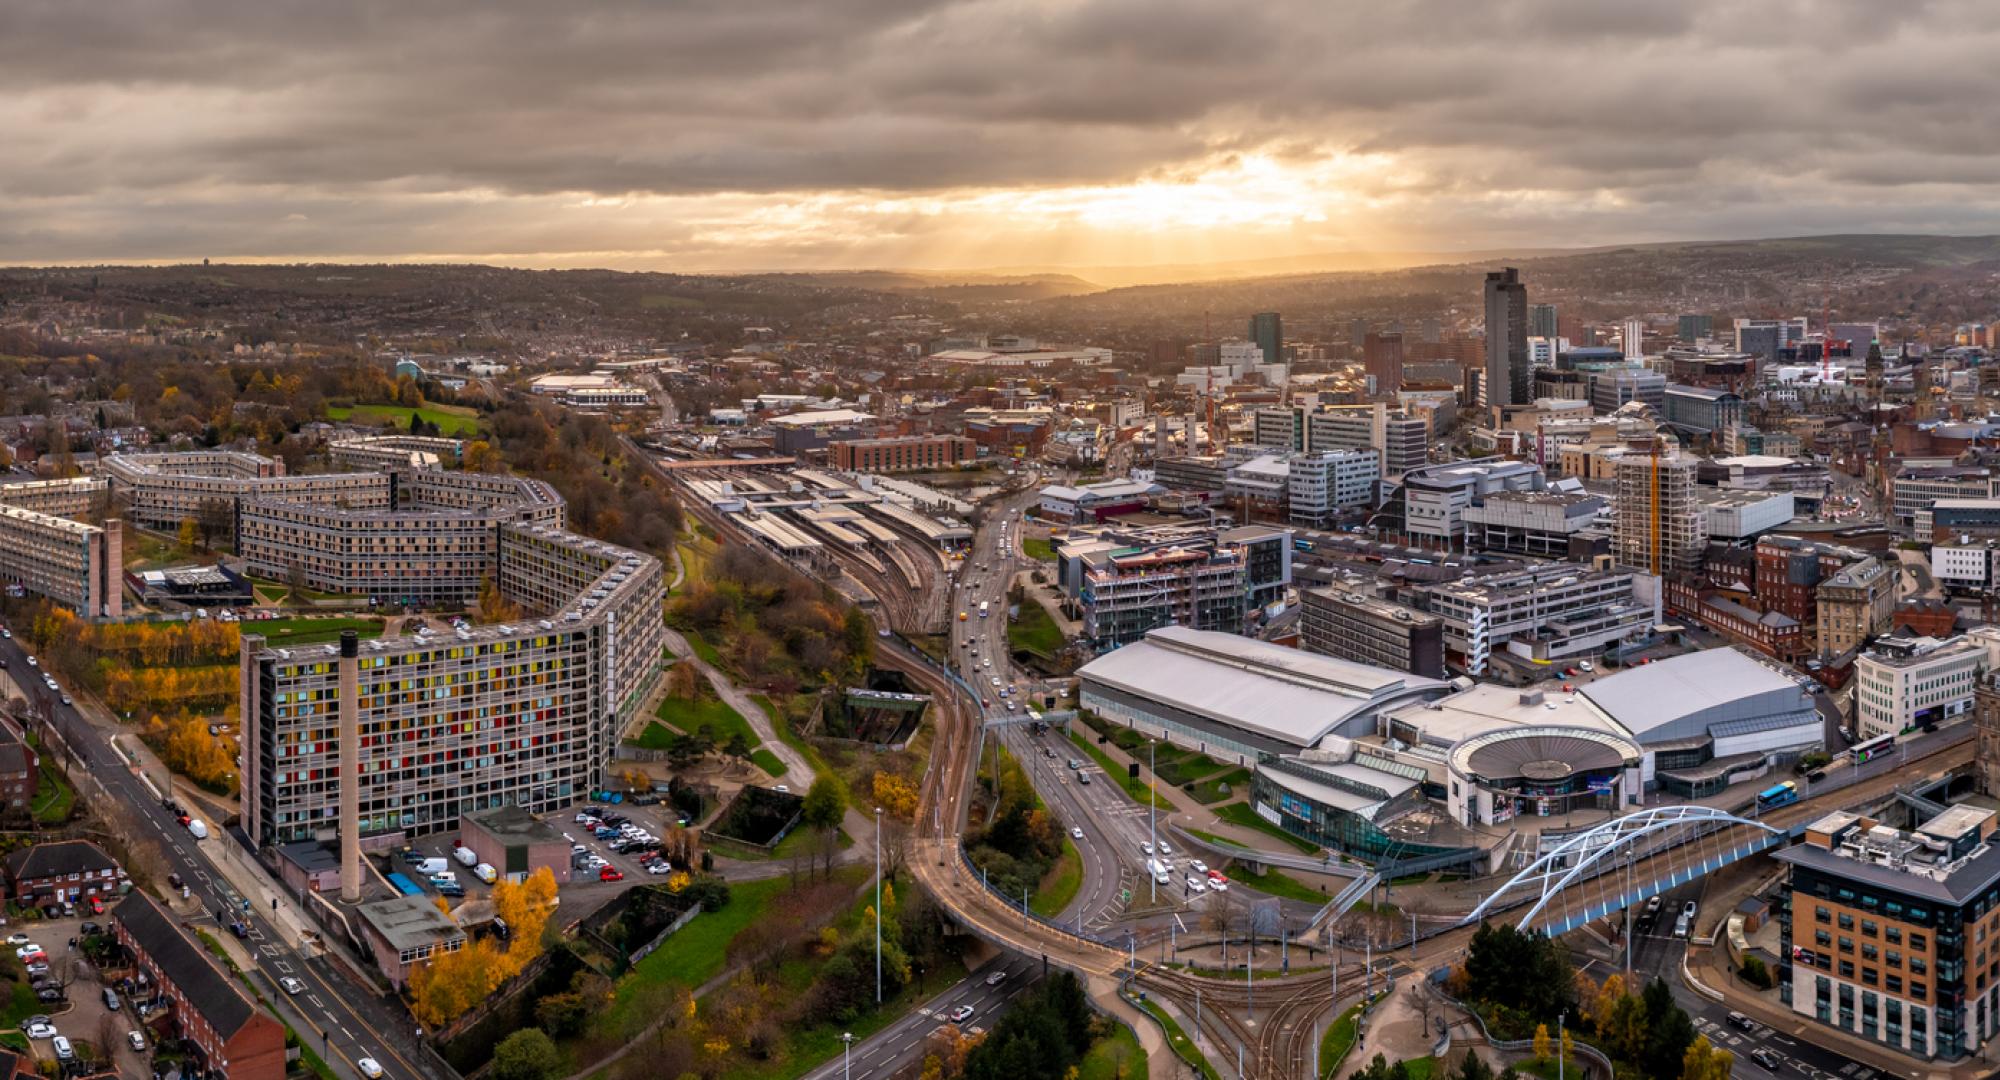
xmin=89 ymin=898 xmax=103 ymax=915
xmin=599 ymin=867 xmax=624 ymax=882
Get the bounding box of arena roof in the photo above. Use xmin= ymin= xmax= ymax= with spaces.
xmin=1077 ymin=626 xmax=1449 ymax=750
xmin=1581 ymin=648 xmax=1810 ymax=741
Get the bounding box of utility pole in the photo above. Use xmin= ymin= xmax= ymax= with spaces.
xmin=1149 ymin=737 xmax=1157 ymax=905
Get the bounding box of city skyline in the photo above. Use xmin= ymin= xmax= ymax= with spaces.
xmin=10 ymin=1 xmax=2000 ymax=272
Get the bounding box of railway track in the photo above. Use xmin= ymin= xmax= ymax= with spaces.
xmin=1135 ymin=961 xmax=1370 ymax=1079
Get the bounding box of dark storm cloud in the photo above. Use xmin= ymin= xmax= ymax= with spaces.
xmin=4 ymin=0 xmax=2000 ymax=265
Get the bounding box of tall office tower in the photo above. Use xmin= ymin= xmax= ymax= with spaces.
xmin=1363 ymin=331 xmax=1405 ymax=394
xmin=1621 ymin=317 xmax=1646 ymax=360
xmin=1249 ymin=312 xmax=1283 ymax=364
xmin=1612 ymin=446 xmax=1706 ymax=574
xmin=1529 ymin=303 xmax=1559 ymax=339
xmin=1482 ymin=268 xmax=1529 ymax=407
xmin=1676 ymin=314 xmax=1713 ymax=343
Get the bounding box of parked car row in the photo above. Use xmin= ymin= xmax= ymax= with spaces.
xmin=573 ymin=809 xmax=673 ymax=878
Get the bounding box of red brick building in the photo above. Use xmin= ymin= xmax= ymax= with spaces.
xmin=830 ymin=435 xmax=976 ymax=473
xmin=1665 ymin=578 xmax=1808 ymax=661
xmin=114 ymin=891 xmax=287 ymax=1080
xmin=3 ymin=840 xmax=122 ymax=911
xmin=1893 ymin=598 xmax=1959 ymax=638
xmin=0 ymin=721 xmax=37 ymax=815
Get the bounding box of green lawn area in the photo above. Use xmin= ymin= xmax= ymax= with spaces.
xmin=756 ymin=694 xmax=837 ymax=789
xmin=22 ymin=732 xmax=74 ymax=825
xmin=1235 ymin=865 xmax=1332 ymax=904
xmin=655 ymin=695 xmax=758 ymax=749
xmin=629 ymin=722 xmax=677 ymax=750
xmin=1186 ymin=767 xmax=1251 ymax=804
xmin=1022 ymin=536 xmax=1057 ymax=562
xmin=1067 ymin=729 xmax=1174 ymax=811
xmin=1317 ymin=1004 xmax=1362 ymax=1077
xmin=1008 ymin=601 xmax=1066 ymax=656
xmin=249 ymin=616 xmax=384 ymax=645
xmin=599 ymin=867 xmax=869 ymax=1038
xmin=1213 ymin=803 xmax=1320 ymax=855
xmin=682 ymin=632 xmax=725 ymax=668
xmin=1154 ymin=748 xmax=1229 ymax=786
xmin=0 ymin=977 xmax=38 ymax=1029
xmin=1032 ymin=837 xmax=1083 ymax=918
xmin=671 ymin=533 xmax=719 ymax=596
xmin=710 ymin=873 xmax=965 ymax=1080
xmin=1138 ymin=998 xmax=1220 ymax=1080
xmin=751 ymin=749 xmax=788 ymax=777
xmin=1078 ymin=1020 xmax=1147 ymax=1080
xmin=327 ymin=402 xmax=483 ymax=436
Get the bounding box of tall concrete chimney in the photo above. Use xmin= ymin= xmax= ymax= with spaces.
xmin=338 ymin=631 xmax=362 ymax=903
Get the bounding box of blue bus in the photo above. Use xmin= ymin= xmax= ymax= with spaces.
xmin=385 ymin=872 xmax=424 ymax=897
xmin=1755 ymin=781 xmax=1799 ymax=811
xmin=1294 ymin=538 xmax=1313 ymax=552
xmin=1850 ymin=732 xmax=1896 ymax=765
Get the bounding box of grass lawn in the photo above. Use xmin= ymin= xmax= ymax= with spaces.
xmin=1032 ymin=837 xmax=1084 ymax=918
xmin=1235 ymin=866 xmax=1332 ymax=904
xmin=120 ymin=525 xmax=184 ymax=570
xmin=1078 ymin=1020 xmax=1146 ymax=1080
xmin=1067 ymin=730 xmax=1174 ymax=811
xmin=1138 ymin=998 xmax=1219 ymax=1080
xmin=756 ymin=694 xmax=837 ymax=788
xmin=1319 ymin=1004 xmax=1362 ymax=1078
xmin=672 ymin=533 xmax=719 ymax=596
xmin=710 ymin=873 xmax=965 ymax=1080
xmin=655 ymin=694 xmax=759 ymax=750
xmin=629 ymin=722 xmax=678 ymax=750
xmin=750 ymin=749 xmax=788 ymax=777
xmin=683 ymin=632 xmax=725 ymax=668
xmin=599 ymin=867 xmax=868 ymax=1037
xmin=1186 ymin=768 xmax=1251 ymax=804
xmin=327 ymin=402 xmax=483 ymax=436
xmin=22 ymin=732 xmax=75 ymax=824
xmin=1022 ymin=536 xmax=1057 ymax=562
xmin=1213 ymin=803 xmax=1320 ymax=855
xmin=0 ymin=978 xmax=38 ymax=1029
xmin=1402 ymin=1058 xmax=1437 ymax=1080
xmin=250 ymin=616 xmax=384 ymax=645
xmin=1008 ymin=601 xmax=1066 ymax=656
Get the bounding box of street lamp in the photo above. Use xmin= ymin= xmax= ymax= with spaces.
xmin=874 ymin=806 xmax=883 ymax=1005
xmin=1148 ymin=737 xmax=1157 ymax=904
xmin=841 ymin=1032 xmax=855 ymax=1080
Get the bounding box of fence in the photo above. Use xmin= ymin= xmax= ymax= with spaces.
xmin=630 ymin=903 xmax=704 ymax=965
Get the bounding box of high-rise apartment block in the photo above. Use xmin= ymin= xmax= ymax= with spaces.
xmin=1613 ymin=448 xmax=1707 ymax=574
xmin=1482 ymin=268 xmax=1529 ymax=407
xmin=1529 ymin=303 xmax=1559 ymax=339
xmin=1299 ymin=587 xmax=1445 ymax=678
xmin=1249 ymin=312 xmax=1284 ymax=365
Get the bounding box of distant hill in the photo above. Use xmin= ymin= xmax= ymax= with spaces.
xmin=782 ymin=270 xmax=1102 ymax=300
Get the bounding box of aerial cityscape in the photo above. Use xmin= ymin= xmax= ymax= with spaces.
xmin=11 ymin=4 xmax=2000 ymax=1080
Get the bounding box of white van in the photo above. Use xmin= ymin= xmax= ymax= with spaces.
xmin=473 ymin=863 xmax=498 ymax=884
xmin=415 ymin=857 xmax=450 ymax=877
xmin=186 ymin=819 xmax=209 ymax=840
xmin=453 ymin=846 xmax=478 ymax=868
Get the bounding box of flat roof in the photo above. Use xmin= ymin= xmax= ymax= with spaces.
xmin=1581 ymin=648 xmax=1805 ymax=738
xmin=1078 ymin=626 xmax=1448 ymax=749
xmin=1386 ymin=683 xmax=1623 ymax=747
xmin=357 ymin=894 xmax=469 ymax=953
xmin=466 ymin=804 xmax=565 ymax=843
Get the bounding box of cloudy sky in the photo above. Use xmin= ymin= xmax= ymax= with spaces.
xmin=6 ymin=0 xmax=1999 ymax=272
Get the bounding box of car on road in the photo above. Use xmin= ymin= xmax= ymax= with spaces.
xmin=1682 ymin=900 xmax=1698 ymax=921
xmin=948 ymin=1004 xmax=975 ymax=1023
xmin=1077 ymin=773 xmax=1090 ymax=785
xmin=1185 ymin=876 xmax=1207 ymax=893
xmin=1071 ymin=826 xmax=1084 ymax=840
xmin=282 ymin=977 xmax=305 ymax=996
xmin=1749 ymin=1048 xmax=1781 ymax=1070
xmin=982 ymin=658 xmax=991 ymax=668
xmin=1206 ymin=869 xmax=1229 ymax=884
xmin=1726 ymin=1011 xmax=1754 ymax=1031
xmin=1067 ymin=759 xmax=1080 ymax=770
xmin=1140 ymin=842 xmax=1153 ymax=855
xmin=3 ymin=934 xmax=27 ymax=947
xmin=22 ymin=1021 xmax=54 ymax=1040
xmin=1580 ymin=661 xmax=1594 ymax=672
xmin=357 ymin=1058 xmax=386 ymax=1078
xmin=1189 ymin=861 xmax=1208 ymax=875
xmin=989 ymin=677 xmax=1002 ymax=688
xmin=985 ymin=970 xmax=1007 ymax=986
xmin=1645 ymin=896 xmax=1662 ymax=917
xmin=1157 ymin=840 xmax=1172 ymax=855
xmin=51 ymin=1036 xmax=72 ymax=1062
xmin=128 ymin=1031 xmax=147 ymax=1052
xmin=599 ymin=867 xmax=625 ymax=882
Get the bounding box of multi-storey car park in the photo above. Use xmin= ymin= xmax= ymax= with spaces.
xmin=95 ymin=451 xmax=663 ymax=892
xmin=0 ymin=476 xmax=122 ymax=616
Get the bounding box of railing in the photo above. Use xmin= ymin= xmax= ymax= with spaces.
xmin=1433 ymin=984 xmax=1615 ymax=1078
xmin=958 ymin=844 xmax=1120 ymax=951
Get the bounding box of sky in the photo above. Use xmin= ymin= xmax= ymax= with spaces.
xmin=7 ymin=0 xmax=2000 ymax=274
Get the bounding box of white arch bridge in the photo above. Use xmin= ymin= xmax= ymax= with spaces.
xmin=1462 ymin=806 xmax=1791 ymax=937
